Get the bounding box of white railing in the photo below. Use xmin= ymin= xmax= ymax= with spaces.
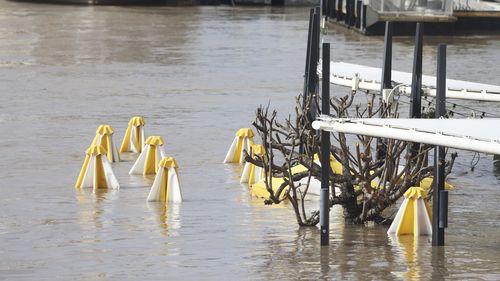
xmin=367 ymin=0 xmax=453 ymax=15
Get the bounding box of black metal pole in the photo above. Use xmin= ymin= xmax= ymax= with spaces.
xmin=331 ymin=0 xmax=336 ymax=18
xmin=320 ymin=43 xmax=331 ymax=246
xmin=432 ymin=44 xmax=447 ymax=247
xmin=350 ymin=0 xmax=356 ymax=26
xmin=303 ymin=8 xmax=315 ymax=112
xmin=410 ymin=22 xmax=424 ymax=158
xmin=355 ymin=0 xmax=362 ymax=29
xmin=308 ymin=10 xmax=320 ymax=121
xmin=344 ymin=0 xmax=351 ymax=25
xmin=301 ymin=9 xmax=315 ymax=155
xmin=410 ymin=22 xmax=423 ymax=119
xmin=337 ymin=0 xmax=343 ymax=21
xmin=361 ymin=2 xmax=366 ymax=30
xmin=376 ymin=22 xmax=392 ymax=161
xmin=380 ymin=21 xmax=393 ymax=103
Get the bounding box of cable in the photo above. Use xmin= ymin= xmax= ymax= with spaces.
xmin=470 ymin=152 xmax=480 ymax=172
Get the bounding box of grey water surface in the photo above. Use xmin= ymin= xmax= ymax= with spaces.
xmin=1 ymin=1 xmax=500 ymax=280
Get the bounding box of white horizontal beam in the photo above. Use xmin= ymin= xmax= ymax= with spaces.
xmin=324 ymin=62 xmax=500 ymax=102
xmin=312 ymin=116 xmax=500 ymax=155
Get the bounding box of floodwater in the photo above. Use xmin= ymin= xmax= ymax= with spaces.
xmin=1 ymin=1 xmax=500 ymax=280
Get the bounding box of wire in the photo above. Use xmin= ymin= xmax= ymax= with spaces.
xmin=422 ymin=95 xmax=500 ymax=118
xmin=470 ymin=152 xmax=480 ymax=172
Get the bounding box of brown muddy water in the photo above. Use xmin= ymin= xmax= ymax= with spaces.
xmin=1 ymin=1 xmax=500 ymax=280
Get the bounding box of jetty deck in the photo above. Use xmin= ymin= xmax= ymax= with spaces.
xmin=324 ymin=0 xmax=500 ymax=35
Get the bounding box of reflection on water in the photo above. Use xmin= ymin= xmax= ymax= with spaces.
xmin=76 ymin=188 xmax=119 ymax=231
xmin=147 ymin=202 xmax=182 ymax=237
xmin=389 ymin=235 xmax=426 ymax=281
xmin=1 ymin=0 xmax=500 ymax=279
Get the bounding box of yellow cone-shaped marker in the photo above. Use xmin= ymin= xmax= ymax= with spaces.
xmin=313 ymin=153 xmax=343 ymax=175
xmin=147 ymin=157 xmax=182 ymax=203
xmin=120 ymin=116 xmax=145 ymax=153
xmin=223 ymin=128 xmax=255 ymax=164
xmin=91 ymin=124 xmax=120 ymax=163
xmin=387 ymin=187 xmax=433 ymax=236
xmin=75 ymin=145 xmax=120 ymax=191
xmin=418 ymin=176 xmax=454 ymax=190
xmin=241 ymin=144 xmax=266 ymax=185
xmin=129 ymin=136 xmax=166 ymax=175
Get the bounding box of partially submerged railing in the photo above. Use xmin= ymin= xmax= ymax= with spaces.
xmin=328 ymin=62 xmax=500 ymax=102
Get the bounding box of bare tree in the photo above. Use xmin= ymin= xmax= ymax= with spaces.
xmin=245 ymin=91 xmax=457 ymax=226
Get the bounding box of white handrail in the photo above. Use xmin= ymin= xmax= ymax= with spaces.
xmin=312 ymin=116 xmax=500 ymax=155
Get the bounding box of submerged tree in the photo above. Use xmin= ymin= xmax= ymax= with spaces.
xmin=245 ymin=91 xmax=456 ymax=226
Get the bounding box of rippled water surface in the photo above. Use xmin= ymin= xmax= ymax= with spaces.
xmin=1 ymin=1 xmax=500 ymax=280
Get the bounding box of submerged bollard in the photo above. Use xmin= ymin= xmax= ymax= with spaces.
xmin=120 ymin=116 xmax=146 ymax=153
xmin=432 ymin=44 xmax=447 ymax=246
xmin=129 ymin=136 xmax=166 ymax=175
xmin=223 ymin=128 xmax=255 ymax=164
xmin=320 ymin=43 xmax=331 ymax=246
xmin=387 ymin=187 xmax=432 ymax=236
xmin=240 ymin=144 xmax=266 ymax=185
xmin=147 ymin=157 xmax=182 ymax=203
xmin=91 ymin=124 xmax=120 ymax=163
xmin=75 ymin=145 xmax=120 ymax=191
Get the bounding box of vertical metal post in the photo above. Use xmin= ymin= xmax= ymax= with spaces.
xmin=380 ymin=21 xmax=393 ymax=103
xmin=308 ymin=10 xmax=320 ymax=121
xmin=331 ymin=0 xmax=336 ymax=18
xmin=432 ymin=44 xmax=447 ymax=247
xmin=337 ymin=0 xmax=343 ymax=21
xmin=321 ymin=0 xmax=323 ymax=19
xmin=351 ymin=0 xmax=356 ymax=26
xmin=301 ymin=9 xmax=315 ymax=155
xmin=361 ymin=2 xmax=366 ymax=31
xmin=320 ymin=43 xmax=331 ymax=247
xmin=410 ymin=22 xmax=424 ymax=158
xmin=345 ymin=0 xmax=352 ymax=25
xmin=344 ymin=0 xmax=349 ymax=24
xmin=303 ymin=8 xmax=315 ymax=112
xmin=410 ymin=22 xmax=424 ymax=119
xmin=355 ymin=0 xmax=362 ymax=28
xmin=376 ymin=22 xmax=392 ymax=161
